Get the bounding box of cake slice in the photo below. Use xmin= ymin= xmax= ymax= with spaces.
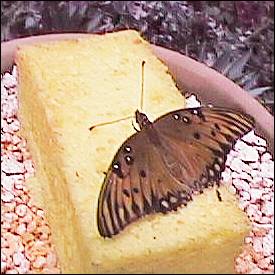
xmin=16 ymin=30 xmax=250 ymax=273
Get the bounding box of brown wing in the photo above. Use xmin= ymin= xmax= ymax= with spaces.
xmin=97 ymin=107 xmax=255 ymax=238
xmin=97 ymin=129 xmax=193 ymax=238
xmin=153 ymin=106 xmax=255 ymax=191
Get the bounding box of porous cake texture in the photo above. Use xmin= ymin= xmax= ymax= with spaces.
xmin=16 ymin=30 xmax=250 ymax=273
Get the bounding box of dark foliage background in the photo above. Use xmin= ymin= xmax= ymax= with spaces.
xmin=1 ymin=1 xmax=274 ymax=114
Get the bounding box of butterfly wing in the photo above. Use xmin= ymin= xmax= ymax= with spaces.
xmin=153 ymin=107 xmax=255 ymax=190
xmin=97 ymin=129 xmax=193 ymax=238
xmin=97 ymin=107 xmax=255 ymax=238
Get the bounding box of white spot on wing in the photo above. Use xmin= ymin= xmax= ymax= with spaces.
xmin=170 ymin=196 xmax=178 ymax=203
xmin=214 ymin=163 xmax=221 ymax=171
xmin=161 ymin=200 xmax=169 ymax=208
xmin=173 ymin=114 xmax=180 ymax=120
xmin=182 ymin=116 xmax=189 ymax=123
xmin=217 ymin=157 xmax=223 ymax=164
xmin=209 ymin=169 xmax=215 ymax=177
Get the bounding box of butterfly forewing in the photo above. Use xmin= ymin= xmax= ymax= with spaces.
xmin=97 ymin=107 xmax=255 ymax=238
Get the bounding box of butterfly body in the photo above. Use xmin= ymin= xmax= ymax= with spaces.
xmin=135 ymin=110 xmax=164 ymax=148
xmin=135 ymin=110 xmax=152 ymax=129
xmin=97 ymin=107 xmax=255 ymax=238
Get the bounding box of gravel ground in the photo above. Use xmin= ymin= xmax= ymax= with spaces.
xmin=1 ymin=69 xmax=60 ymax=274
xmin=1 ymin=69 xmax=274 ymax=273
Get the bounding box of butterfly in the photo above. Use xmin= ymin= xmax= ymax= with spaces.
xmin=97 ymin=106 xmax=255 ymax=238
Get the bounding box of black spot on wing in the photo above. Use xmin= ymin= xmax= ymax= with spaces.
xmin=214 ymin=123 xmax=220 ymax=130
xmin=194 ymin=132 xmax=201 ymax=139
xmin=140 ymin=170 xmax=146 ymax=178
xmin=197 ymin=109 xmax=206 ymax=122
xmin=123 ymin=189 xmax=130 ymax=197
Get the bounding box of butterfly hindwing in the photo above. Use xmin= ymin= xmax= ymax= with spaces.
xmin=97 ymin=130 xmax=193 ymax=238
xmin=97 ymin=107 xmax=255 ymax=238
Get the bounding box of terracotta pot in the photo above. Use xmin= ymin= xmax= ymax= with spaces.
xmin=1 ymin=33 xmax=274 ymax=155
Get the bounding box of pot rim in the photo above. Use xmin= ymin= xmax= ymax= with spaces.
xmin=1 ymin=32 xmax=274 ymax=155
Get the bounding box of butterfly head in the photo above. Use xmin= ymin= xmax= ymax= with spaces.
xmin=135 ymin=110 xmax=152 ymax=130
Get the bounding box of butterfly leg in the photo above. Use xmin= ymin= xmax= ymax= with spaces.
xmin=131 ymin=120 xmax=140 ymax=132
xmin=216 ymin=189 xmax=222 ymax=201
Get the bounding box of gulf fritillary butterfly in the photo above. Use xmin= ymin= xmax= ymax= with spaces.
xmin=94 ymin=61 xmax=255 ymax=238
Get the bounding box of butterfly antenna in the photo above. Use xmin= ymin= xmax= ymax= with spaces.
xmin=89 ymin=115 xmax=134 ymax=131
xmin=140 ymin=60 xmax=146 ymax=111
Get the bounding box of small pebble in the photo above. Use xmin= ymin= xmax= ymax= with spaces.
xmin=250 ymin=189 xmax=264 ymax=202
xmin=1 ymin=261 xmax=7 ymax=273
xmin=221 ymin=169 xmax=232 ymax=183
xmin=259 ymin=162 xmax=274 ymax=178
xmin=33 ymin=255 xmax=47 ymax=268
xmin=245 ymin=236 xmax=253 ymax=244
xmin=2 ymin=176 xmax=15 ymax=192
xmin=239 ymin=190 xmax=251 ymax=201
xmin=13 ymin=252 xmax=25 ymax=266
xmin=233 ymin=179 xmax=250 ymax=193
xmin=258 ymin=216 xmax=271 ymax=224
xmin=263 ymin=232 xmax=274 ymax=257
xmin=261 ymin=153 xmax=272 ymax=162
xmin=242 ymin=131 xmax=267 ymax=147
xmin=16 ymin=223 xmax=27 ymax=235
xmin=262 ymin=178 xmax=273 ymax=188
xmin=230 ymin=158 xmax=244 ymax=173
xmin=15 ymin=204 xmax=28 ymax=217
xmin=37 ymin=209 xmax=45 ymax=218
xmin=248 ymin=267 xmax=263 ymax=274
xmin=18 ymin=259 xmax=31 ymax=274
xmin=2 ymin=191 xmax=15 ymax=203
xmin=2 ymin=156 xmax=25 ymax=174
xmin=26 ymin=220 xmax=37 ymax=233
xmin=5 ymin=269 xmax=19 ymax=274
xmin=239 ymin=200 xmax=250 ymax=210
xmin=261 ymin=201 xmax=274 ymax=217
xmin=258 ymin=257 xmax=271 ymax=269
xmin=239 ymin=146 xmax=259 ymax=162
xmin=253 ymin=237 xmax=263 ymax=253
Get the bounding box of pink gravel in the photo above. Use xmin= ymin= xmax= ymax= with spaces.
xmin=223 ymin=136 xmax=274 ymax=274
xmin=1 ymin=68 xmax=60 ymax=274
xmin=1 ymin=71 xmax=274 ymax=274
